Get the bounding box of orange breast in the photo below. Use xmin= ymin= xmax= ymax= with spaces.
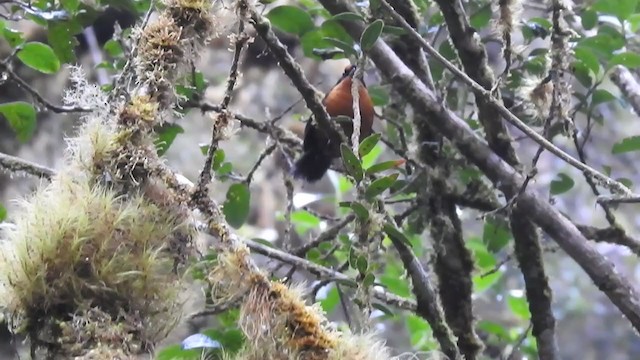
xmin=323 ymin=77 xmax=374 ymax=141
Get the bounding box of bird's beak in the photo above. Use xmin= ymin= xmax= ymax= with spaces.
xmin=348 ymin=65 xmax=357 ymax=78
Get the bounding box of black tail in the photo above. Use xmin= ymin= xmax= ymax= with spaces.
xmin=292 ymin=149 xmax=332 ymax=182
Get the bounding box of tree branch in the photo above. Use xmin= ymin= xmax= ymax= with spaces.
xmin=317 ymin=0 xmax=640 ymax=333
xmin=0 ymin=62 xmax=91 ymax=113
xmin=376 ymin=0 xmax=630 ymax=196
xmin=0 ymin=151 xmax=55 ymax=179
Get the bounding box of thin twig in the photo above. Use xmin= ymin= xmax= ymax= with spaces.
xmin=0 ymin=152 xmax=55 ymax=179
xmin=503 ymin=322 xmax=533 ymax=360
xmin=292 ymin=214 xmax=356 ymax=257
xmin=245 ymin=1 xmax=347 ymax=144
xmin=194 ymin=21 xmax=248 ymax=193
xmin=244 ymin=143 xmax=277 ymax=184
xmin=0 ymin=62 xmax=91 ymax=113
xmin=245 ymin=238 xmax=416 ymax=311
xmin=378 ymin=0 xmax=631 ymax=196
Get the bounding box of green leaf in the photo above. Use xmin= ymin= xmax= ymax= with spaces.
xmin=340 ymin=143 xmax=364 ymax=182
xmin=591 ymin=89 xmax=616 ymax=107
xmin=320 ymin=286 xmax=341 ymax=312
xmin=363 ymin=273 xmax=375 ymax=287
xmin=365 ymin=173 xmax=399 ymax=199
xmin=47 ymin=22 xmax=79 ymax=63
xmin=612 ymin=135 xmax=640 ymax=154
xmin=578 ymin=34 xmax=624 ymax=59
xmin=291 ymin=210 xmax=321 ymax=227
xmin=359 ymin=133 xmax=381 ymax=157
xmin=201 ymin=328 xmax=245 ymax=355
xmin=17 ymin=42 xmax=60 ymax=74
xmin=478 ymin=320 xmax=510 ymax=339
xmin=60 ymin=0 xmax=80 ymax=12
xmin=320 ymin=19 xmax=353 ymax=45
xmin=473 ymin=271 xmax=501 ymax=292
xmin=367 ymin=85 xmax=389 ymax=106
xmin=2 ymin=25 xmax=25 ymax=47
xmin=609 ymin=52 xmax=640 ymax=69
xmin=379 ymin=263 xmax=411 ymax=297
xmin=574 ymin=46 xmax=601 ymax=75
xmin=0 ymin=101 xmax=37 ymax=143
xmin=155 ymin=344 xmax=201 ymax=360
xmin=381 ymin=25 xmax=406 ymax=36
xmin=507 ymin=293 xmax=531 ymax=319
xmin=332 ymin=12 xmax=364 ymax=22
xmin=306 ymin=248 xmax=322 ymax=262
xmin=349 ymin=201 xmax=369 ymax=221
xmin=356 ymin=255 xmax=368 ymax=273
xmin=383 ymin=222 xmax=412 ymax=246
xmin=104 ymin=39 xmax=123 ymax=57
xmin=470 ymin=5 xmax=492 ymax=28
xmin=266 ymin=6 xmax=315 ymax=36
xmin=200 ymin=146 xmax=226 ymax=170
xmin=155 ymin=124 xmax=184 ymax=156
xmin=372 ymin=302 xmax=394 ymax=317
xmin=217 ymin=162 xmax=234 ymax=177
xmin=617 ymin=177 xmax=634 ymax=188
xmin=366 ymin=159 xmax=406 ymax=175
xmin=361 ymin=143 xmax=384 ymax=168
xmin=0 ymin=203 xmax=7 ymax=222
xmin=550 ymin=172 xmax=575 ymax=195
xmin=322 ymin=37 xmax=356 ymax=57
xmin=482 ymin=218 xmax=512 ymax=252
xmin=223 ymin=183 xmax=251 ymax=229
xmin=212 ymin=149 xmax=225 ymax=170
xmin=630 ymin=13 xmax=640 ymax=32
xmin=592 ymin=0 xmax=638 ymax=20
xmin=581 ymin=8 xmax=598 ymax=30
xmin=360 ymin=19 xmax=384 ymax=50
xmin=301 ymin=29 xmax=332 ymax=59
xmin=467 ymin=239 xmax=496 ymax=270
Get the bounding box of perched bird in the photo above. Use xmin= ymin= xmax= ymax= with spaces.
xmin=292 ymin=64 xmax=375 ymax=182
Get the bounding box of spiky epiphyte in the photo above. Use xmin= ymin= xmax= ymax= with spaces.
xmin=163 ymin=0 xmax=215 ymax=42
xmin=237 ymin=281 xmax=338 ymax=360
xmin=518 ymin=74 xmax=553 ymax=121
xmin=0 ymin=173 xmax=186 ymax=355
xmin=493 ymin=0 xmax=522 ymax=75
xmin=118 ymin=95 xmax=160 ymax=129
xmin=327 ymin=332 xmax=391 ymax=360
xmin=135 ymin=14 xmax=184 ymax=109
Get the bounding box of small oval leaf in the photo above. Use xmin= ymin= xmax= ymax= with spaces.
xmin=365 ymin=173 xmax=399 ymax=199
xmin=0 ymin=101 xmax=37 ymax=142
xmin=17 ymin=42 xmax=60 ymax=74
xmin=155 ymin=124 xmax=184 ymax=156
xmin=366 ymin=159 xmax=406 ymax=175
xmin=350 ymin=202 xmax=369 ymax=221
xmin=340 ymin=143 xmax=364 ymax=182
xmin=550 ymin=172 xmax=575 ymax=195
xmin=266 ymin=6 xmax=315 ymax=35
xmin=360 ymin=19 xmax=384 ymax=50
xmin=609 ymin=52 xmax=640 ymax=69
xmin=372 ymin=302 xmax=394 ymax=316
xmin=612 ymin=135 xmax=640 ymax=154
xmin=359 ymin=133 xmax=381 ymax=157
xmin=332 ymin=12 xmax=365 ymax=22
xmin=383 ymin=223 xmax=412 ymax=246
xmin=223 ymin=183 xmax=251 ymax=229
xmin=356 ymin=255 xmax=368 ymax=273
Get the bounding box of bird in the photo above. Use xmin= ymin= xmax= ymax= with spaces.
xmin=292 ymin=64 xmax=375 ymax=182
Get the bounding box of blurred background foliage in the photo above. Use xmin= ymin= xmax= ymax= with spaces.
xmin=2 ymin=0 xmax=640 ymax=358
